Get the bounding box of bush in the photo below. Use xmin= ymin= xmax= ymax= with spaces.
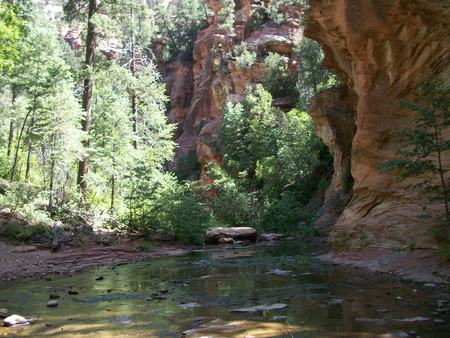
xmin=207 ymin=164 xmax=254 ymax=226
xmin=261 ymin=192 xmax=314 ymax=234
xmin=263 ymin=52 xmax=297 ymax=99
xmin=126 ymin=172 xmax=210 ymax=245
xmin=0 ymin=221 xmax=52 ymax=243
xmin=234 ymin=43 xmax=257 ymax=70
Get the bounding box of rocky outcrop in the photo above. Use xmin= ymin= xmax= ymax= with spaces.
xmin=164 ymin=1 xmax=304 ymax=181
xmin=309 ymin=86 xmax=356 ymax=227
xmin=205 ymin=227 xmax=257 ymax=243
xmin=306 ymin=0 xmax=450 ymax=250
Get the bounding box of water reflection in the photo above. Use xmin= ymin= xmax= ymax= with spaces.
xmin=0 ymin=240 xmax=449 ymax=337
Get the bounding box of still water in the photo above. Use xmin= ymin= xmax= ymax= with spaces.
xmin=0 ymin=240 xmax=449 ymax=337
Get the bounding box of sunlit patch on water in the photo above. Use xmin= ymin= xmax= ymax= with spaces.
xmin=0 ymin=240 xmax=449 ymax=337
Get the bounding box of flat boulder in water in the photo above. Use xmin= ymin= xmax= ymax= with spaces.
xmin=3 ymin=315 xmax=30 ymax=327
xmin=230 ymin=303 xmax=288 ymax=313
xmin=206 ymin=227 xmax=257 ymax=244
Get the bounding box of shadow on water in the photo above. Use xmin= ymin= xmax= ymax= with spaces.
xmin=0 ymin=240 xmax=449 ymax=337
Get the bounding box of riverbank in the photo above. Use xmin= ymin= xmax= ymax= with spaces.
xmin=320 ymin=249 xmax=450 ymax=284
xmin=0 ymin=237 xmax=192 ymax=283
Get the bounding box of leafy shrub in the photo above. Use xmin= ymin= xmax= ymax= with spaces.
xmin=126 ymin=171 xmax=210 ymax=245
xmin=0 ymin=221 xmax=52 ymax=243
xmin=207 ymin=163 xmax=254 ymax=226
xmin=263 ymin=52 xmax=297 ymax=99
xmin=261 ymin=192 xmax=314 ymax=233
xmin=234 ymin=43 xmax=257 ymax=70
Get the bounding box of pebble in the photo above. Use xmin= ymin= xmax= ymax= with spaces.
xmin=395 ymin=296 xmax=403 ymax=301
xmin=47 ymin=300 xmax=58 ymax=307
xmin=376 ymin=309 xmax=389 ymax=313
xmin=433 ymin=319 xmax=445 ymax=324
xmin=408 ymin=330 xmax=417 ymax=336
xmin=49 ymin=293 xmax=59 ymax=299
xmin=0 ymin=309 xmax=8 ymax=319
xmin=68 ymin=290 xmax=79 ymax=295
xmin=424 ymin=283 xmax=436 ymax=288
xmin=95 ymin=276 xmax=104 ymax=281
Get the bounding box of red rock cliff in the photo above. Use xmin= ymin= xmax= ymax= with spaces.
xmin=164 ymin=0 xmax=304 ymax=182
xmin=306 ymin=0 xmax=450 ymax=250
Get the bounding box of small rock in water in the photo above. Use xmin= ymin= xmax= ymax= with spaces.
xmin=95 ymin=276 xmax=104 ymax=281
xmin=408 ymin=330 xmax=417 ymax=336
xmin=47 ymin=300 xmax=58 ymax=308
xmin=49 ymin=293 xmax=59 ymax=299
xmin=424 ymin=283 xmax=436 ymax=288
xmin=266 ymin=269 xmax=291 ymax=276
xmin=328 ymin=298 xmax=344 ymax=305
xmin=230 ymin=303 xmax=288 ymax=313
xmin=437 ymin=299 xmax=448 ymax=307
xmin=395 ymin=296 xmax=403 ymax=301
xmin=68 ymin=290 xmax=79 ymax=295
xmin=3 ymin=315 xmax=30 ymax=327
xmin=180 ymin=302 xmax=201 ymax=309
xmin=396 ymin=316 xmax=430 ymax=322
xmin=218 ymin=237 xmax=235 ymax=244
xmin=0 ymin=308 xmax=8 ymax=319
xmin=376 ymin=309 xmax=389 ymax=313
xmin=259 ymin=233 xmax=283 ymax=241
xmin=354 ymin=317 xmax=385 ymax=325
xmin=433 ymin=319 xmax=445 ymax=324
xmin=45 ymin=323 xmax=53 ymax=327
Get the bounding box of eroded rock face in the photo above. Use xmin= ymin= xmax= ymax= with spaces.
xmin=164 ymin=0 xmax=304 ymax=181
xmin=309 ymin=86 xmax=356 ymax=227
xmin=306 ymin=0 xmax=450 ymax=249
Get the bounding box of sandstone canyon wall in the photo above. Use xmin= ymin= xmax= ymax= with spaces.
xmin=163 ymin=0 xmax=304 ymax=183
xmin=306 ymin=0 xmax=450 ymax=250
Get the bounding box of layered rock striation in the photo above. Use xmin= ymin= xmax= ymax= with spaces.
xmin=306 ymin=0 xmax=450 ymax=250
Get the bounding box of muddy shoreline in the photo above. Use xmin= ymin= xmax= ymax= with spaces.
xmin=0 ymin=238 xmax=192 ymax=284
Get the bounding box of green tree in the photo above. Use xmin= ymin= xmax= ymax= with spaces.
xmin=295 ymin=37 xmax=338 ymax=110
xmin=0 ymin=2 xmax=25 ymax=73
xmin=381 ymin=78 xmax=450 ymax=239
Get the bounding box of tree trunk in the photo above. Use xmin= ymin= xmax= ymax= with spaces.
xmin=49 ymin=159 xmax=55 ymax=208
xmin=110 ymin=174 xmax=115 ymax=211
xmin=10 ymin=108 xmax=33 ymax=181
xmin=25 ymin=141 xmax=32 ymax=180
xmin=7 ymin=121 xmax=14 ymax=158
xmin=7 ymin=86 xmax=17 ymax=158
xmin=77 ymin=0 xmax=97 ymax=198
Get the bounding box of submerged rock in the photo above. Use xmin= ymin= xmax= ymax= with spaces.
xmin=265 ymin=269 xmax=291 ymax=276
xmin=47 ymin=300 xmax=58 ymax=307
xmin=229 ymin=303 xmax=288 ymax=313
xmin=259 ymin=233 xmax=283 ymax=241
xmin=3 ymin=314 xmax=30 ymax=327
xmin=206 ymin=227 xmax=257 ymax=244
xmin=395 ymin=317 xmax=430 ymax=322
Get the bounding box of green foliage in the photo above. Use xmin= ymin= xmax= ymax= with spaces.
xmin=154 ymin=0 xmax=210 ymax=61
xmin=0 ymin=2 xmax=25 ymax=73
xmin=234 ymin=43 xmax=257 ymax=70
xmin=126 ymin=171 xmax=209 ymax=245
xmin=175 ymin=148 xmax=201 ymax=181
xmin=218 ymin=0 xmax=235 ymax=33
xmin=206 ymin=163 xmax=254 ymax=226
xmin=381 ymin=78 xmax=450 ymax=235
xmin=263 ymin=52 xmax=297 ymax=99
xmin=295 ymin=38 xmax=339 ymax=110
xmin=220 ymin=86 xmax=329 ymax=233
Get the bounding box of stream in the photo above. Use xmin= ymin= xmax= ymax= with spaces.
xmin=0 ymin=240 xmax=449 ymax=337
